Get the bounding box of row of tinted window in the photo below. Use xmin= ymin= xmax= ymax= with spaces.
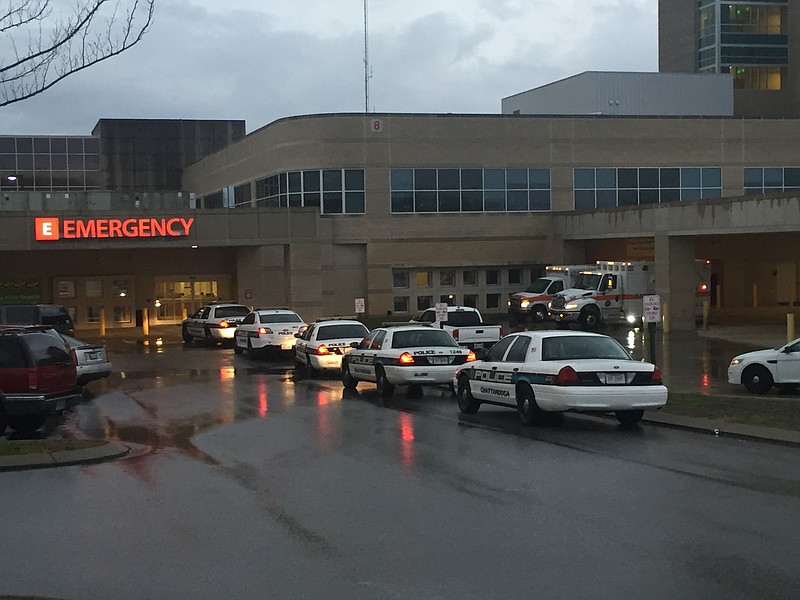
xmin=744 ymin=167 xmax=800 ymax=195
xmin=253 ymin=169 xmax=365 ymax=214
xmin=391 ymin=168 xmax=550 ymax=213
xmin=0 ymin=170 xmax=101 ymax=191
xmin=574 ymin=167 xmax=722 ymax=209
xmin=0 ymin=137 xmax=100 ymax=154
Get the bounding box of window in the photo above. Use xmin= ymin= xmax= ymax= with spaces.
xmin=486 ymin=335 xmax=515 ymax=362
xmin=744 ymin=166 xmax=800 ymax=195
xmin=486 ymin=269 xmax=500 ymax=286
xmin=440 ymin=270 xmax=455 ymax=287
xmin=463 ymin=294 xmax=478 ymax=308
xmin=393 ymin=296 xmax=409 ymax=312
xmin=486 ymin=293 xmax=501 ymax=310
xmin=440 ymin=294 xmax=456 ymax=305
xmin=113 ymin=305 xmax=132 ymax=323
xmin=505 ymin=336 xmax=531 ymax=362
xmin=85 ymin=280 xmax=103 ymax=298
xmin=389 ymin=167 xmax=551 ymax=214
xmin=415 ymin=271 xmax=432 ymax=288
xmin=463 ymin=270 xmax=478 ymax=286
xmin=57 ymin=280 xmax=75 ymax=299
xmin=509 ymin=269 xmax=522 ymax=285
xmin=416 ymin=296 xmax=433 ymax=311
xmin=393 ymin=271 xmax=409 ymax=288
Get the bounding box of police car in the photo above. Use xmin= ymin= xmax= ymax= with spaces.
xmin=294 ymin=318 xmax=369 ymax=377
xmin=341 ymin=325 xmax=476 ymax=397
xmin=728 ymin=336 xmax=800 ymax=394
xmin=234 ymin=308 xmax=307 ymax=357
xmin=454 ymin=330 xmax=667 ymax=426
xmin=182 ymin=302 xmax=251 ymax=345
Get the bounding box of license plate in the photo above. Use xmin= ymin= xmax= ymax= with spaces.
xmin=605 ymin=373 xmax=626 ymax=385
xmin=281 ymin=342 xmax=294 ymax=350
xmin=474 ymin=343 xmax=484 ymax=349
xmin=87 ymin=352 xmax=99 ymax=360
xmin=430 ymin=356 xmax=450 ymax=365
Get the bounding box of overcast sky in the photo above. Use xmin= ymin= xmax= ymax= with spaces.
xmin=1 ymin=0 xmax=657 ymax=135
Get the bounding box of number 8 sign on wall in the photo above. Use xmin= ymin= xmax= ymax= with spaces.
xmin=371 ymin=119 xmax=383 ymax=133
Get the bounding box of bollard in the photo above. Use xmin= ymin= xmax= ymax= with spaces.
xmin=182 ymin=307 xmax=188 ymax=321
xmin=142 ymin=307 xmax=150 ymax=336
xmin=662 ymin=301 xmax=670 ymax=334
xmin=715 ymin=285 xmax=722 ymax=309
xmin=788 ymin=314 xmax=796 ymax=344
xmin=702 ymin=299 xmax=710 ymax=331
xmin=752 ymin=283 xmax=758 ymax=308
xmin=99 ymin=307 xmax=106 ymax=336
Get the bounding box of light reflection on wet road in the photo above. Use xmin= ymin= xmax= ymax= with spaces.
xmin=2 ymin=333 xmax=799 ymax=600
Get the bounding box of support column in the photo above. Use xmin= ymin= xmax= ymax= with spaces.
xmin=655 ymin=235 xmax=696 ymax=332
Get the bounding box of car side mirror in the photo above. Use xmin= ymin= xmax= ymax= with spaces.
xmin=350 ymin=341 xmax=359 ymax=348
xmin=294 ymin=333 xmax=301 ymax=338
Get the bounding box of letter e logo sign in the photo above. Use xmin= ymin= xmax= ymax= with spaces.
xmin=35 ymin=217 xmax=60 ymax=241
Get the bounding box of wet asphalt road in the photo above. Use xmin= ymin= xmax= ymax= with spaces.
xmin=2 ymin=335 xmax=799 ymax=600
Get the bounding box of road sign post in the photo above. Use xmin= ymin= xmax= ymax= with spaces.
xmin=642 ymin=295 xmax=661 ymax=364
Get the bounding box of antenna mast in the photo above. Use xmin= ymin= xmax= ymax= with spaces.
xmin=363 ymin=0 xmax=370 ymax=113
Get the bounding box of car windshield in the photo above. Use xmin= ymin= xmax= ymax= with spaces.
xmin=215 ymin=306 xmax=250 ymax=318
xmin=573 ymin=273 xmax=602 ymax=291
xmin=526 ymin=278 xmax=550 ymax=293
xmin=541 ymin=335 xmax=631 ymax=361
xmin=316 ymin=323 xmax=369 ymax=340
xmin=392 ymin=329 xmax=459 ymax=349
xmin=258 ymin=313 xmax=302 ymax=323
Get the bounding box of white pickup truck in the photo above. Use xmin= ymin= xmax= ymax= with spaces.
xmin=410 ymin=306 xmax=502 ymax=356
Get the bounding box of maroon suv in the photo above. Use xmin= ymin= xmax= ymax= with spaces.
xmin=0 ymin=327 xmax=82 ymax=435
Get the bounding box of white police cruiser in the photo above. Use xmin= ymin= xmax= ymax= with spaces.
xmin=342 ymin=324 xmax=476 ymax=397
xmin=454 ymin=330 xmax=667 ymax=426
xmin=294 ymin=318 xmax=369 ymax=377
xmin=234 ymin=308 xmax=307 ymax=357
xmin=182 ymin=302 xmax=250 ymax=345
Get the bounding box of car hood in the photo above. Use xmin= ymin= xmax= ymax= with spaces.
xmin=732 ymin=348 xmax=779 ymax=363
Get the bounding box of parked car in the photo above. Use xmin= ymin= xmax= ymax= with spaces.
xmin=294 ymin=318 xmax=369 ymax=377
xmin=61 ymin=334 xmax=112 ymax=385
xmin=728 ymin=337 xmax=800 ymax=394
xmin=0 ymin=326 xmax=82 ymax=435
xmin=181 ymin=302 xmax=251 ymax=345
xmin=410 ymin=305 xmax=501 ymax=356
xmin=234 ymin=308 xmax=307 ymax=357
xmin=0 ymin=304 xmax=74 ymax=336
xmin=454 ymin=330 xmax=667 ymax=426
xmin=341 ymin=325 xmax=476 ymax=397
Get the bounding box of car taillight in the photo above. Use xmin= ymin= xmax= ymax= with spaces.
xmin=316 ymin=344 xmax=330 ymax=355
xmin=451 ymin=329 xmax=459 ymax=340
xmin=651 ymin=366 xmax=662 ymax=385
xmin=398 ymin=352 xmax=415 ymax=365
xmin=557 ymin=365 xmax=580 ymax=385
xmin=28 ymin=370 xmax=38 ymax=390
xmin=258 ymin=327 xmax=273 ymax=335
xmin=218 ymin=320 xmax=229 ymax=328
xmin=466 ymin=350 xmax=477 ymax=362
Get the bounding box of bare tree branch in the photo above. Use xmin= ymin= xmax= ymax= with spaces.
xmin=0 ymin=0 xmax=154 ymax=107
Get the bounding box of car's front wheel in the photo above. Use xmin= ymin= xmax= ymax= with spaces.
xmin=342 ymin=360 xmax=358 ymax=390
xmin=516 ymin=383 xmax=543 ymax=426
xmin=375 ymin=366 xmax=395 ymax=398
xmin=742 ymin=365 xmax=773 ymax=394
xmin=615 ymin=409 xmax=644 ymax=427
xmin=456 ymin=375 xmax=480 ymax=414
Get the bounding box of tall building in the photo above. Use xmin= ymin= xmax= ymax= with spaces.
xmin=659 ymin=0 xmax=797 ymax=118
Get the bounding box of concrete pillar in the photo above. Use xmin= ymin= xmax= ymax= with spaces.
xmin=654 ymin=235 xmax=696 ymax=332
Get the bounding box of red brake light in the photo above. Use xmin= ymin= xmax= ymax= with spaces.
xmin=451 ymin=329 xmax=459 ymax=340
xmin=557 ymin=365 xmax=580 ymax=385
xmin=466 ymin=350 xmax=477 ymax=362
xmin=316 ymin=344 xmax=330 ymax=355
xmin=651 ymin=366 xmax=662 ymax=385
xmin=28 ymin=370 xmax=38 ymax=390
xmin=218 ymin=320 xmax=229 ymax=328
xmin=258 ymin=327 xmax=273 ymax=335
xmin=398 ymin=352 xmax=415 ymax=365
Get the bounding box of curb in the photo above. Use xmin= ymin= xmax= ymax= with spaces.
xmin=642 ymin=411 xmax=800 ymax=447
xmin=0 ymin=441 xmax=130 ymax=472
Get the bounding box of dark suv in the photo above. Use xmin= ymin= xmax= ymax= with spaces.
xmin=0 ymin=326 xmax=82 ymax=435
xmin=0 ymin=304 xmax=75 ymax=336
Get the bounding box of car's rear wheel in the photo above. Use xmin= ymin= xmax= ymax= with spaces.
xmin=0 ymin=408 xmax=7 ymax=437
xmin=342 ymin=360 xmax=358 ymax=390
xmin=8 ymin=413 xmax=48 ymax=434
xmin=742 ymin=365 xmax=773 ymax=394
xmin=233 ymin=341 xmax=243 ymax=355
xmin=375 ymin=366 xmax=395 ymax=398
xmin=516 ymin=383 xmax=543 ymax=426
xmin=247 ymin=338 xmax=260 ymax=359
xmin=181 ymin=325 xmax=192 ymax=344
xmin=456 ymin=375 xmax=480 ymax=414
xmin=305 ymin=353 xmax=316 ymax=378
xmin=615 ymin=409 xmax=644 ymax=427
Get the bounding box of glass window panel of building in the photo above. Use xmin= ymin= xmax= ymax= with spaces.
xmin=253 ymin=168 xmax=365 ymax=214
xmin=744 ymin=167 xmax=800 ymax=195
xmin=0 ymin=135 xmax=101 ymax=192
xmin=390 ymin=167 xmax=551 ymax=214
xmin=573 ymin=167 xmax=723 ymax=209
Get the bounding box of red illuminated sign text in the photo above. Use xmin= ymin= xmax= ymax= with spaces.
xmin=35 ymin=217 xmax=194 ymax=241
